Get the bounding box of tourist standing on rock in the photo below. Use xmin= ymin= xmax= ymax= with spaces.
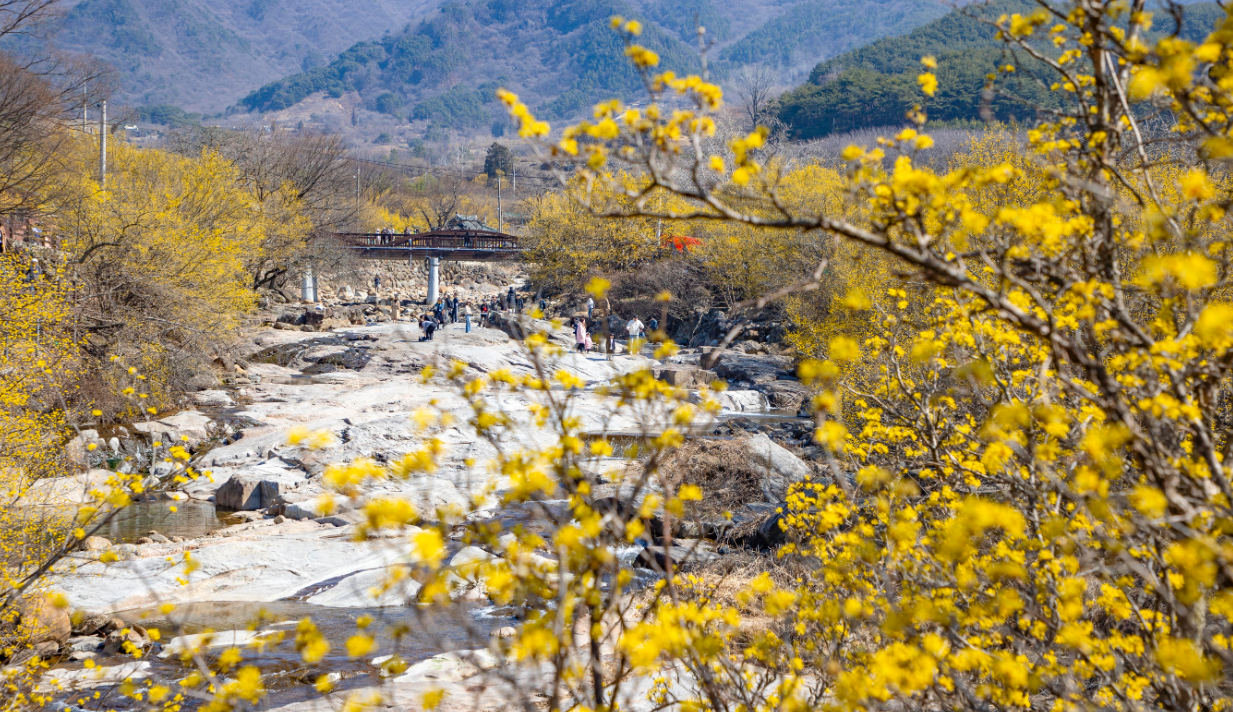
xmin=649 ymin=316 xmax=659 ymax=338
xmin=587 ymin=295 xmax=594 ymax=319
xmin=538 ymin=297 xmax=548 ymax=316
xmin=373 ymin=275 xmax=381 ymax=293
xmin=516 ymin=295 xmax=524 ymax=313
xmin=574 ymin=317 xmax=587 ymax=353
xmin=507 ymin=287 xmax=515 ymax=311
xmin=433 ymin=299 xmax=444 ymax=324
xmin=464 ymin=302 xmax=472 ymax=333
xmin=450 ymin=294 xmax=459 ymax=323
xmin=626 ymin=316 xmax=645 ymax=353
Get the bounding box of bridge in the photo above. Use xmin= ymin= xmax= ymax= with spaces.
xmin=308 ymin=226 xmax=522 ymax=304
xmin=335 ymin=229 xmax=522 ymax=261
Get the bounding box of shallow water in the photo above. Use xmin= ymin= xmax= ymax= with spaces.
xmin=115 ymin=599 xmax=504 ymax=699
xmin=100 ymin=500 xmax=232 ymax=543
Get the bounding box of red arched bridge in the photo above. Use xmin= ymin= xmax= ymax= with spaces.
xmin=335 ymin=229 xmax=522 ymax=262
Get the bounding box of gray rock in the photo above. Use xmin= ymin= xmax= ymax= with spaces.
xmin=713 ymin=353 xmax=793 ymax=385
xmin=315 ymin=511 xmax=365 ymax=527
xmin=147 ymin=532 xmax=169 ymax=544
xmin=193 ymin=390 xmax=234 ymax=407
xmin=67 ymin=636 xmax=103 ymax=652
xmin=635 ymin=539 xmax=720 ymax=571
xmin=149 ymin=461 xmax=175 ymax=478
xmin=754 ymin=380 xmax=811 ymax=411
xmin=215 ymin=474 xmax=300 ymax=511
xmin=214 ymin=478 xmax=264 ymax=510
xmin=652 ymin=365 xmax=713 ymax=388
xmin=745 ymin=432 xmax=813 ymax=502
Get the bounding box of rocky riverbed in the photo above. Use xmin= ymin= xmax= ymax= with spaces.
xmin=32 ymin=313 xmax=823 ymax=711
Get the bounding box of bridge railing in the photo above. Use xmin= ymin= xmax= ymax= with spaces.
xmin=336 ymin=230 xmax=520 ymax=250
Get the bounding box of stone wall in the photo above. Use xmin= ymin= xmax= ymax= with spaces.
xmin=315 ymin=260 xmax=527 ymax=304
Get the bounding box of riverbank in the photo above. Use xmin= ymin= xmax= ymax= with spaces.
xmin=36 ymin=313 xmax=821 ymax=710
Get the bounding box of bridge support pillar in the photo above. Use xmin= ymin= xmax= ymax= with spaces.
xmin=426 ymin=257 xmax=439 ymax=305
xmin=301 ymin=267 xmax=317 ymax=303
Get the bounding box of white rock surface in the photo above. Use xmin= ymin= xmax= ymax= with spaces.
xmin=194 ymin=390 xmax=234 ymax=407
xmin=55 ymin=527 xmax=409 ymax=612
xmin=38 ymin=661 xmax=151 ymax=691
xmin=158 ymin=630 xmax=272 ymax=659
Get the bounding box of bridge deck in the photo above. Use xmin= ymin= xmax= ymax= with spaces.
xmin=336 ymin=230 xmax=522 ymax=262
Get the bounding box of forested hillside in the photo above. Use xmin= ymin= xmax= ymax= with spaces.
xmin=779 ymin=0 xmax=1225 ymax=139
xmin=239 ymin=0 xmax=704 ymax=125
xmin=51 ymin=0 xmax=438 ymax=112
xmin=237 ymin=0 xmax=964 ymax=127
xmin=720 ymin=0 xmax=951 ymax=69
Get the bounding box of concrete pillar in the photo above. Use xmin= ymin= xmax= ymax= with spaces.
xmin=301 ymin=267 xmax=316 ymax=302
xmin=426 ymin=257 xmax=439 ymax=305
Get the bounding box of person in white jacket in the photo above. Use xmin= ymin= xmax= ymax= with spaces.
xmin=626 ymin=316 xmax=644 ymax=353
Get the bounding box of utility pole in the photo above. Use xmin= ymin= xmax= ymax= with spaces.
xmin=497 ymin=175 xmax=503 ymax=233
xmin=99 ymin=101 xmax=107 ymax=188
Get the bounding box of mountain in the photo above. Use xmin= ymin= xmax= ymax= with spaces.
xmin=720 ymin=0 xmax=952 ymax=71
xmin=778 ymin=0 xmax=1225 ymax=139
xmin=237 ymin=0 xmax=704 ymax=135
xmin=51 ymin=0 xmax=441 ymax=112
xmin=238 ymin=0 xmax=966 ymax=133
xmin=38 ymin=0 xmax=978 ymax=126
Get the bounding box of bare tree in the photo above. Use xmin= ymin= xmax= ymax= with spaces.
xmin=0 ymin=11 xmax=113 ymax=227
xmin=165 ymin=126 xmax=360 ymax=288
xmin=731 ymin=64 xmax=780 ymax=131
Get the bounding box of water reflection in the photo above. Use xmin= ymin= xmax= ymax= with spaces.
xmin=101 ymin=500 xmax=230 ymax=543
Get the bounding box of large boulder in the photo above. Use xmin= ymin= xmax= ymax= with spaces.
xmin=13 ymin=595 xmax=71 ymax=648
xmin=652 ymin=365 xmax=714 ymax=388
xmin=193 ymin=390 xmax=233 ymax=407
xmin=713 ymin=353 xmax=793 ymax=385
xmin=754 ymin=380 xmax=812 ymax=412
xmin=133 ymin=411 xmax=212 ymax=446
xmin=746 ymin=432 xmax=813 ymax=502
xmin=635 ymin=539 xmax=721 ymax=571
xmin=213 ymin=467 xmax=306 ymax=510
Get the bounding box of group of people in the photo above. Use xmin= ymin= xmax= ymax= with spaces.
xmin=376 ymin=226 xmax=412 ymax=245
xmin=475 ymin=287 xmax=524 ymax=318
xmin=571 ymin=312 xmax=659 ymax=355
xmin=414 ymin=286 xmax=527 ymax=340
xmin=418 ymin=296 xmax=473 ymax=340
